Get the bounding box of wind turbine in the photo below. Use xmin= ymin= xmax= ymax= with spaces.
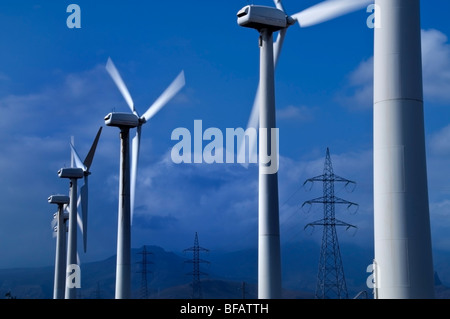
xmin=48 ymin=194 xmax=70 ymax=299
xmin=57 ymin=127 xmax=102 ymax=299
xmin=237 ymin=0 xmax=372 ymax=299
xmin=104 ymin=57 xmax=185 ymax=299
xmin=373 ymin=0 xmax=434 ymax=299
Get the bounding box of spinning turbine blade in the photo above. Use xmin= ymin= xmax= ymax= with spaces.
xmin=80 ymin=182 xmax=88 ymax=252
xmin=106 ymin=57 xmax=135 ymax=113
xmin=273 ymin=0 xmax=285 ymax=12
xmin=237 ymin=28 xmax=286 ymax=166
xmin=51 ymin=215 xmax=58 ymax=238
xmin=273 ymin=28 xmax=287 ymax=69
xmin=77 ymin=196 xmax=83 ymax=233
xmin=70 ymin=142 xmax=86 ymax=171
xmin=70 ymin=136 xmax=75 ymax=167
xmin=237 ymin=89 xmax=260 ymax=168
xmin=84 ymin=127 xmax=102 ymax=171
xmin=292 ymin=0 xmax=372 ymax=28
xmin=63 ymin=204 xmax=69 ymax=217
xmin=73 ymin=127 xmax=101 ymax=252
xmin=130 ymin=125 xmax=141 ymax=225
xmin=141 ymin=70 xmax=185 ymax=122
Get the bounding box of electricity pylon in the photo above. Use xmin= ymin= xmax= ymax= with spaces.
xmin=184 ymin=232 xmax=209 ymax=299
xmin=302 ymin=148 xmax=358 ymax=299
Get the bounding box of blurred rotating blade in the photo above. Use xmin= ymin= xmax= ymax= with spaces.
xmin=80 ymin=179 xmax=88 ymax=253
xmin=292 ymin=0 xmax=373 ymax=28
xmin=76 ymin=192 xmax=84 ymax=252
xmin=76 ymin=194 xmax=82 ymax=227
xmin=141 ymin=70 xmax=185 ymax=122
xmin=70 ymin=142 xmax=86 ymax=171
xmin=237 ymin=89 xmax=260 ymax=168
xmin=237 ymin=28 xmax=286 ymax=167
xmin=84 ymin=127 xmax=102 ymax=171
xmin=51 ymin=214 xmax=58 ymax=238
xmin=130 ymin=125 xmax=141 ymax=225
xmin=273 ymin=0 xmax=285 ymax=12
xmin=106 ymin=57 xmax=136 ymax=114
xmin=274 ymin=28 xmax=287 ymax=69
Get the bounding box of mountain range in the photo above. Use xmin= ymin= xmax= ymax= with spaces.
xmin=1 ymin=240 xmax=449 ymax=299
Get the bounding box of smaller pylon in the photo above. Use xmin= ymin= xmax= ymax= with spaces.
xmin=137 ymin=245 xmax=153 ymax=299
xmin=184 ymin=232 xmax=209 ymax=299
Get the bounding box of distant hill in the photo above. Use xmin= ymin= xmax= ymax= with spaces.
xmin=0 ymin=241 xmax=449 ymax=299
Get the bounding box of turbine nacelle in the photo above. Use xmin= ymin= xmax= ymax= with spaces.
xmin=58 ymin=168 xmax=84 ymax=179
xmin=237 ymin=5 xmax=294 ymax=31
xmin=48 ymin=195 xmax=70 ymax=205
xmin=104 ymin=112 xmax=140 ymax=128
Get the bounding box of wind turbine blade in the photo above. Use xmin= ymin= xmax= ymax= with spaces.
xmin=292 ymin=0 xmax=372 ymax=28
xmin=237 ymin=86 xmax=260 ymax=168
xmin=274 ymin=28 xmax=287 ymax=69
xmin=106 ymin=57 xmax=135 ymax=113
xmin=273 ymin=0 xmax=285 ymax=12
xmin=141 ymin=70 xmax=185 ymax=122
xmin=76 ymin=191 xmax=84 ymax=251
xmin=51 ymin=215 xmax=58 ymax=238
xmin=80 ymin=182 xmax=88 ymax=253
xmin=63 ymin=204 xmax=69 ymax=221
xmin=70 ymin=142 xmax=86 ymax=171
xmin=77 ymin=207 xmax=83 ymax=231
xmin=237 ymin=28 xmax=285 ymax=167
xmin=51 ymin=216 xmax=57 ymax=228
xmin=130 ymin=126 xmax=141 ymax=225
xmin=70 ymin=136 xmax=75 ymax=167
xmin=83 ymin=127 xmax=102 ymax=171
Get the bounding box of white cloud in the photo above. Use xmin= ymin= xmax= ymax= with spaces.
xmin=429 ymin=124 xmax=450 ymax=155
xmin=128 ymin=145 xmax=375 ymax=252
xmin=0 ymin=64 xmax=126 ymax=268
xmin=339 ymin=28 xmax=450 ymax=109
xmin=277 ymin=105 xmax=315 ymax=122
xmin=336 ymin=57 xmax=373 ymax=110
xmin=422 ymin=29 xmax=450 ymax=103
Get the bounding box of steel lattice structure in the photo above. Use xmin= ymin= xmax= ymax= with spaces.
xmin=184 ymin=232 xmax=209 ymax=299
xmin=302 ymin=148 xmax=358 ymax=299
xmin=137 ymin=245 xmax=153 ymax=299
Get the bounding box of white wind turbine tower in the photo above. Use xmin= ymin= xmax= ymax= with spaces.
xmin=105 ymin=57 xmax=185 ymax=299
xmin=48 ymin=195 xmax=70 ymax=299
xmin=237 ymin=0 xmax=372 ymax=299
xmin=57 ymin=127 xmax=102 ymax=299
xmin=373 ymin=0 xmax=434 ymax=299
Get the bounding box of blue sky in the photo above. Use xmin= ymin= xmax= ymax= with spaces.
xmin=1 ymin=0 xmax=450 ymax=274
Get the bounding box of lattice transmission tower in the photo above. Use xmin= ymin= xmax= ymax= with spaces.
xmin=302 ymin=148 xmax=358 ymax=299
xmin=184 ymin=232 xmax=209 ymax=299
xmin=137 ymin=245 xmax=153 ymax=299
